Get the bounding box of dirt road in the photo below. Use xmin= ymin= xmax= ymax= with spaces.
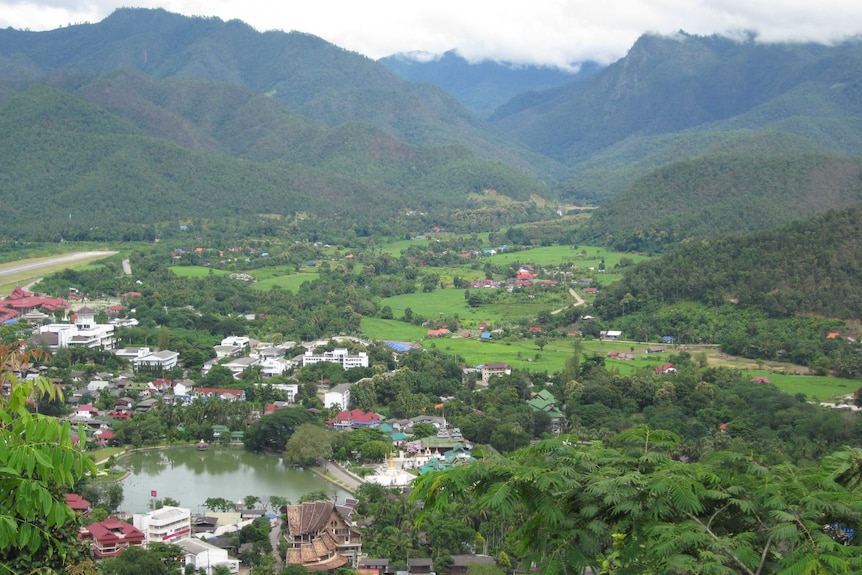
xmin=0 ymin=251 xmax=117 ymax=279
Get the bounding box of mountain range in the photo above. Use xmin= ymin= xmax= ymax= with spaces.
xmin=2 ymin=9 xmax=862 ymax=244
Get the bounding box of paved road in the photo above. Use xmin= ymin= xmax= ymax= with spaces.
xmin=0 ymin=251 xmax=117 ymax=279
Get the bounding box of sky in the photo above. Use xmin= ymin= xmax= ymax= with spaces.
xmin=2 ymin=1 xmax=862 ymax=69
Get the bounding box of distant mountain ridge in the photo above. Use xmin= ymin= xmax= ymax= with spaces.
xmin=0 ymin=7 xmax=557 ymax=178
xmin=487 ymin=32 xmax=862 ymax=202
xmin=378 ymin=50 xmax=601 ymax=118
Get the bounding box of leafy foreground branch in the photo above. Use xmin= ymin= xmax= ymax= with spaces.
xmin=413 ymin=426 xmax=862 ymax=575
xmin=0 ymin=347 xmax=98 ymax=575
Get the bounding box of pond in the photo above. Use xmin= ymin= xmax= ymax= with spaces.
xmin=116 ymin=446 xmax=350 ymax=514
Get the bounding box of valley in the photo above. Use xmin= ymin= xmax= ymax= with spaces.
xmin=1 ymin=8 xmax=862 ymax=574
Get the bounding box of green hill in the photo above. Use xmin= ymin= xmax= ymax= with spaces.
xmin=593 ymin=204 xmax=862 ymax=320
xmin=0 ymin=83 xmax=548 ymax=240
xmin=490 ymin=33 xmax=862 ymax=201
xmin=0 ymin=8 xmax=560 ymax=179
xmin=579 ymin=153 xmax=862 ymax=250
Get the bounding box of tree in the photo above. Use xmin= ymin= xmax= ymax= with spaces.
xmin=244 ymin=495 xmax=262 ymax=510
xmin=413 ymin=428 xmax=862 ymax=575
xmin=284 ymin=423 xmax=334 ymax=467
xmin=0 ymin=351 xmax=98 ymax=574
xmin=410 ymin=422 xmax=438 ymax=439
xmin=205 ymin=497 xmax=236 ymax=513
xmin=244 ymin=407 xmax=315 ymax=453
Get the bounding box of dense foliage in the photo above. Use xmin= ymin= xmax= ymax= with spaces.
xmin=414 ymin=430 xmax=862 ymax=575
xmin=594 ymin=204 xmax=862 ymax=320
xmin=580 ymin=154 xmax=862 ymax=251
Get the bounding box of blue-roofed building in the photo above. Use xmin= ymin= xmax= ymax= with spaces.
xmin=384 ymin=341 xmax=415 ymax=353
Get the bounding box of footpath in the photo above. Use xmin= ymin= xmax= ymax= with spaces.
xmin=311 ymin=461 xmax=364 ymax=494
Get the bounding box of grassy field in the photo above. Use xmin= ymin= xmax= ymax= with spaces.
xmin=253 ymin=270 xmax=319 ymax=292
xmin=360 ymin=317 xmax=429 ymax=341
xmin=169 ymin=265 xmax=230 ymax=278
xmin=169 ymin=265 xmax=320 ymax=293
xmin=379 ymin=287 xmax=572 ymax=329
xmin=486 ymin=244 xmax=651 ymax=269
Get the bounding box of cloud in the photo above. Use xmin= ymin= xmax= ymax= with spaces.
xmin=1 ymin=0 xmax=862 ymax=67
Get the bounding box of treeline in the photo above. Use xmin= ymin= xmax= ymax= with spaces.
xmin=0 ymin=80 xmax=549 ymax=241
xmin=579 ymin=153 xmax=862 ymax=251
xmin=594 ymin=204 xmax=862 ymax=320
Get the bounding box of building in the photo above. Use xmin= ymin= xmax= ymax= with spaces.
xmin=481 ymin=362 xmax=511 ymax=385
xmin=284 ymin=500 xmax=362 ymax=571
xmin=528 ymin=389 xmax=565 ymax=434
xmin=133 ymin=506 xmax=192 ymax=546
xmin=302 ymin=349 xmax=369 ymax=369
xmin=175 ymin=537 xmax=240 ymax=575
xmin=37 ymin=307 xmax=115 ymax=350
xmin=133 ymin=350 xmax=180 ymax=372
xmin=324 ymin=383 xmax=352 ymax=410
xmin=327 ymin=409 xmax=380 ymax=430
xmin=82 ymin=518 xmax=146 ymax=558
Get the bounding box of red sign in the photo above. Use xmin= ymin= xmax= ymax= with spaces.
xmin=150 ymin=490 xmax=157 ymax=497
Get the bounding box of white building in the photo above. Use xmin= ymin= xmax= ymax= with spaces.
xmin=133 ymin=506 xmax=191 ymax=546
xmin=302 ymin=349 xmax=368 ymax=370
xmin=38 ymin=308 xmax=115 ymax=350
xmin=134 ymin=350 xmax=180 ymax=372
xmin=222 ymin=356 xmax=260 ymax=378
xmin=324 ymin=383 xmax=352 ymax=410
xmin=175 ymin=538 xmax=239 ymax=575
xmin=267 ymin=383 xmax=299 ymax=402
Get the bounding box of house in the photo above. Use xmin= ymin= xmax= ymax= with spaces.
xmin=407 ymin=558 xmax=434 ymax=575
xmin=81 ymin=518 xmax=146 ymax=558
xmin=65 ymin=493 xmax=91 ymax=516
xmin=133 ymin=506 xmax=192 ymax=546
xmin=175 ymin=538 xmax=240 ymax=575
xmin=260 ymin=357 xmax=293 ymax=377
xmin=324 ymin=383 xmax=352 ymax=410
xmin=357 ymin=558 xmax=393 ymax=575
xmin=655 ymin=363 xmax=677 ymax=375
xmin=284 ymin=500 xmax=362 ymax=570
xmin=449 ymin=555 xmax=496 ymax=575
xmin=327 ymin=409 xmax=380 ymax=430
xmin=528 ymin=390 xmax=565 ymax=434
xmin=426 ymin=328 xmax=450 ymax=338
xmin=222 ymin=356 xmax=260 ymax=378
xmin=133 ymin=350 xmax=180 ymax=372
xmin=74 ymin=404 xmax=100 ymax=419
xmin=600 ymin=330 xmax=622 ymax=341
xmin=481 ymin=362 xmax=511 ymax=384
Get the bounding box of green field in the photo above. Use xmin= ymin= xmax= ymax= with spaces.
xmin=486 ymin=244 xmax=651 ymax=269
xmin=360 ymin=317 xmax=429 ymax=341
xmin=379 ymin=286 xmax=573 ymax=329
xmin=169 ymin=265 xmax=320 ymax=292
xmin=169 ymin=266 xmax=230 ymax=278
xmin=253 ymin=272 xmax=319 ymax=292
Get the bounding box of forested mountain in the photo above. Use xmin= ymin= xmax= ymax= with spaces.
xmin=579 ymin=153 xmax=862 ymax=250
xmin=594 ymin=204 xmax=862 ymax=321
xmin=379 ymin=50 xmax=600 ymax=118
xmin=0 ymin=80 xmax=547 ymax=240
xmin=490 ymin=32 xmax=862 ymax=202
xmin=0 ymin=7 xmax=560 ymax=178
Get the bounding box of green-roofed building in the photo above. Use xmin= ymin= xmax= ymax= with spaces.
xmin=529 ymin=389 xmax=564 ymax=434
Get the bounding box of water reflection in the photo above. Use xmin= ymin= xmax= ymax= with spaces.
xmin=116 ymin=446 xmax=348 ymax=513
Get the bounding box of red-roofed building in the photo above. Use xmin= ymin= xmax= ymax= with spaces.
xmin=81 ymin=518 xmax=146 ymax=558
xmin=1 ymin=285 xmax=66 ymax=314
xmin=528 ymin=326 xmax=542 ymax=333
xmin=427 ymin=328 xmax=450 ymax=338
xmin=327 ymin=409 xmax=380 ymax=430
xmin=583 ymin=287 xmax=598 ymax=294
xmin=121 ymin=291 xmax=142 ymax=298
xmin=65 ymin=493 xmax=91 ymax=515
xmin=655 ymin=363 xmax=677 ymax=375
xmin=516 ymin=270 xmax=536 ymax=280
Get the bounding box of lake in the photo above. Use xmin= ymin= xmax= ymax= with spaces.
xmin=116 ymin=446 xmax=350 ymax=514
